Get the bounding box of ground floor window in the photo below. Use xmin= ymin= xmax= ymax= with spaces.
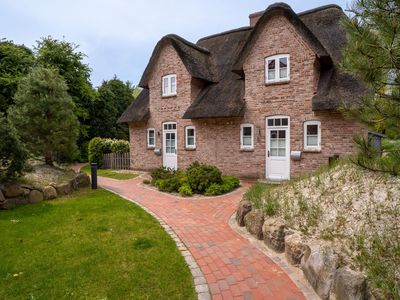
xmin=185 ymin=126 xmax=196 ymax=149
xmin=147 ymin=128 xmax=155 ymax=148
xmin=304 ymin=120 xmax=321 ymax=150
xmin=240 ymin=124 xmax=254 ymax=149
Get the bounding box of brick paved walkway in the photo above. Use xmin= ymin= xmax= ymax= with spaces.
xmin=86 ymin=171 xmax=305 ymax=300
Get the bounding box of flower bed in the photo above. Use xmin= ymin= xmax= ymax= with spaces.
xmin=146 ymin=162 xmax=240 ymax=197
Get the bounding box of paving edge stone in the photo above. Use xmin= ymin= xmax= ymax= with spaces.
xmin=101 ymin=187 xmax=211 ymax=300
xmin=228 ymin=213 xmax=320 ymax=300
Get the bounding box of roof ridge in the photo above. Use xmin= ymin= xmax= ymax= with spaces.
xmin=298 ymin=4 xmax=343 ymax=16
xmin=164 ymin=34 xmax=211 ymax=54
xmin=197 ymin=26 xmax=253 ymax=43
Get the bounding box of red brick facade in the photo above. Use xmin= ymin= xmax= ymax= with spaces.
xmin=129 ymin=13 xmax=363 ymax=179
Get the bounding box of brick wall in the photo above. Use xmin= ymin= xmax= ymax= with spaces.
xmin=129 ymin=16 xmax=364 ymax=179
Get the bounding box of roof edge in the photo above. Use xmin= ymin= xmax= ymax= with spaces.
xmin=197 ymin=26 xmax=253 ymax=43
xmin=298 ymin=4 xmax=343 ymax=17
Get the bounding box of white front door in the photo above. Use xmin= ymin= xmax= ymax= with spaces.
xmin=266 ymin=116 xmax=290 ymax=181
xmin=163 ymin=122 xmax=177 ymax=170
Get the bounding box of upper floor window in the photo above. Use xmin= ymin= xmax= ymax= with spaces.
xmin=265 ymin=54 xmax=290 ymax=83
xmin=162 ymin=74 xmax=177 ymax=96
xmin=185 ymin=126 xmax=196 ymax=149
xmin=240 ymin=124 xmax=254 ymax=149
xmin=304 ymin=120 xmax=321 ymax=150
xmin=147 ymin=128 xmax=155 ymax=148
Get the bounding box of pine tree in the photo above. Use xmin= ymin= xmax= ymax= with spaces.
xmin=342 ymin=0 xmax=400 ymax=175
xmin=8 ymin=67 xmax=79 ymax=165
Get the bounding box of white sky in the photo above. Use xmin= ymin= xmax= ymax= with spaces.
xmin=0 ymin=0 xmax=350 ymax=87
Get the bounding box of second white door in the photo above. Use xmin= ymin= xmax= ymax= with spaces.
xmin=163 ymin=122 xmax=177 ymax=170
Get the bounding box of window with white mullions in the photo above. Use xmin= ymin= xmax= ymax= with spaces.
xmin=240 ymin=124 xmax=254 ymax=149
xmin=304 ymin=120 xmax=321 ymax=150
xmin=147 ymin=128 xmax=155 ymax=148
xmin=185 ymin=126 xmax=196 ymax=149
xmin=162 ymin=74 xmax=177 ymax=96
xmin=265 ymin=54 xmax=290 ymax=83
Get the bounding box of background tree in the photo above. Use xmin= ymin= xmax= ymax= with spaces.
xmin=0 ymin=39 xmax=35 ymax=113
xmin=89 ymin=77 xmax=136 ymax=140
xmin=0 ymin=113 xmax=28 ymax=182
xmin=342 ymin=0 xmax=400 ymax=175
xmin=34 ymin=37 xmax=95 ymax=150
xmin=8 ymin=67 xmax=79 ymax=165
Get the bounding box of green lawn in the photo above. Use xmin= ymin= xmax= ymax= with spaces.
xmin=0 ymin=189 xmax=196 ymax=300
xmin=81 ymin=165 xmax=138 ymax=180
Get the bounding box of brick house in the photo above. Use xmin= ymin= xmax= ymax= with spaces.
xmin=118 ymin=3 xmax=367 ymax=180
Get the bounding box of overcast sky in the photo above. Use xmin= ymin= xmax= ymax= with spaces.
xmin=0 ymin=0 xmax=350 ymax=87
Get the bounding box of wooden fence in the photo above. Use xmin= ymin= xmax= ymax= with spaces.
xmin=103 ymin=152 xmax=130 ymax=170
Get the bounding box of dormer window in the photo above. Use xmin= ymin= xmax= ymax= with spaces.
xmin=162 ymin=74 xmax=177 ymax=96
xmin=265 ymin=54 xmax=290 ymax=83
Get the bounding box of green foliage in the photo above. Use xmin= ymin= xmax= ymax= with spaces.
xmin=263 ymin=190 xmax=280 ymax=216
xmin=354 ymin=232 xmax=400 ymax=299
xmin=80 ymin=165 xmax=137 ymax=180
xmin=0 ymin=113 xmax=28 ymax=182
xmin=341 ymin=0 xmax=400 ymax=175
xmin=187 ymin=163 xmax=222 ymax=193
xmin=143 ymin=179 xmax=151 ymax=185
xmin=88 ymin=137 xmax=129 ymax=168
xmin=204 ymin=176 xmax=240 ymax=196
xmin=243 ymin=183 xmax=270 ymax=208
xmin=89 ymin=77 xmax=136 ymax=140
xmin=179 ymin=184 xmax=193 ymax=197
xmin=8 ymin=67 xmax=79 ymax=165
xmin=0 ymin=39 xmax=35 ymax=113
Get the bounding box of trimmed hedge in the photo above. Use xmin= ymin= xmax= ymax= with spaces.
xmin=150 ymin=162 xmax=239 ymax=197
xmin=88 ymin=137 xmax=129 ymax=168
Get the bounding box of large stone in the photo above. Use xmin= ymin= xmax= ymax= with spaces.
xmin=285 ymin=233 xmax=308 ymax=267
xmin=22 ymin=188 xmax=31 ymax=196
xmin=74 ymin=173 xmax=91 ymax=188
xmin=262 ymin=217 xmax=286 ymax=252
xmin=301 ymin=242 xmax=339 ymax=300
xmin=244 ymin=209 xmax=264 ymax=240
xmin=0 ymin=190 xmax=5 ymax=202
xmin=332 ymin=267 xmax=367 ymax=300
xmin=55 ymin=182 xmax=72 ymax=195
xmin=236 ymin=201 xmax=252 ymax=226
xmin=2 ymin=184 xmax=24 ymax=198
xmin=1 ymin=197 xmax=28 ymax=209
xmin=28 ymin=190 xmax=44 ymax=204
xmin=43 ymin=186 xmax=57 ymax=200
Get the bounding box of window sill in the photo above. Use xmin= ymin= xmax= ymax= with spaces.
xmin=185 ymin=147 xmax=196 ymax=151
xmin=303 ymin=148 xmax=321 ymax=153
xmin=147 ymin=146 xmax=156 ymax=150
xmin=162 ymin=94 xmax=177 ymax=99
xmin=265 ymin=80 xmax=290 ymax=86
xmin=240 ymin=148 xmax=254 ymax=152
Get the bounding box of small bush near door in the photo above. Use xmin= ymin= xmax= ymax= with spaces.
xmin=149 ymin=162 xmax=240 ymax=197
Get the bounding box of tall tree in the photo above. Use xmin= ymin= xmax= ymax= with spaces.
xmin=34 ymin=36 xmax=94 ymax=145
xmin=0 ymin=39 xmax=35 ymax=113
xmin=342 ymin=0 xmax=400 ymax=174
xmin=89 ymin=77 xmax=135 ymax=140
xmin=8 ymin=67 xmax=79 ymax=165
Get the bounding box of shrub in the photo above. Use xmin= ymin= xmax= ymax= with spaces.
xmin=223 ymin=176 xmax=240 ymax=190
xmin=143 ymin=179 xmax=151 ymax=185
xmin=187 ymin=163 xmax=222 ymax=193
xmin=88 ymin=137 xmax=104 ymax=167
xmin=204 ymin=176 xmax=240 ymax=196
xmin=110 ymin=139 xmax=130 ymax=153
xmin=179 ymin=184 xmax=193 ymax=197
xmin=150 ymin=167 xmax=176 ymax=184
xmin=155 ymin=177 xmax=181 ymax=193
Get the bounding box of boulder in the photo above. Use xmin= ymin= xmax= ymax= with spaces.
xmin=1 ymin=197 xmax=28 ymax=209
xmin=55 ymin=182 xmax=72 ymax=195
xmin=262 ymin=218 xmax=286 ymax=252
xmin=244 ymin=209 xmax=264 ymax=240
xmin=74 ymin=173 xmax=91 ymax=188
xmin=43 ymin=186 xmax=57 ymax=200
xmin=2 ymin=184 xmax=24 ymax=198
xmin=22 ymin=188 xmax=31 ymax=196
xmin=0 ymin=190 xmax=5 ymax=202
xmin=332 ymin=267 xmax=367 ymax=300
xmin=236 ymin=201 xmax=252 ymax=226
xmin=28 ymin=190 xmax=44 ymax=204
xmin=301 ymin=242 xmax=339 ymax=300
xmin=285 ymin=233 xmax=308 ymax=267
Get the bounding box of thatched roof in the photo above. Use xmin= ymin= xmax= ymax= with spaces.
xmin=119 ymin=3 xmax=368 ymax=123
xmin=117 ymin=89 xmax=149 ymax=123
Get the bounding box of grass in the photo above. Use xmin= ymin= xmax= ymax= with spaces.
xmin=81 ymin=165 xmax=138 ymax=180
xmin=0 ymin=188 xmax=196 ymax=300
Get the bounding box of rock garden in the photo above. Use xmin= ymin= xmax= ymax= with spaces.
xmin=0 ymin=162 xmax=90 ymax=210
xmin=236 ymin=162 xmax=400 ymax=300
xmin=145 ymin=161 xmax=240 ymax=197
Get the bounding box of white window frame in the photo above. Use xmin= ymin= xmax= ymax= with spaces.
xmin=162 ymin=74 xmax=177 ymax=97
xmin=185 ymin=126 xmax=196 ymax=149
xmin=303 ymin=120 xmax=321 ymax=151
xmin=265 ymin=54 xmax=290 ymax=84
xmin=240 ymin=123 xmax=254 ymax=149
xmin=147 ymin=128 xmax=156 ymax=148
